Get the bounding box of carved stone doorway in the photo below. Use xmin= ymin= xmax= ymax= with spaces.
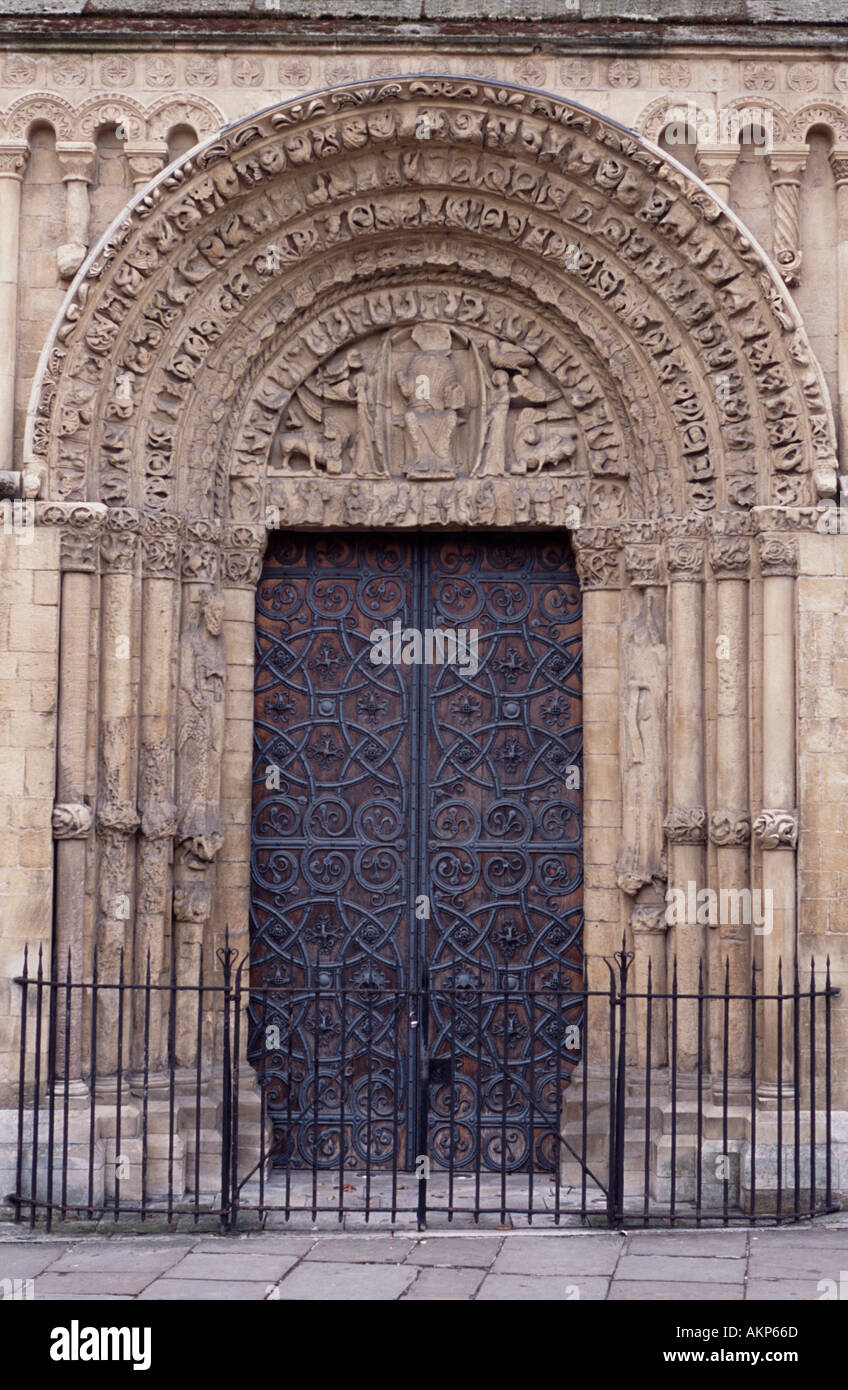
xmin=249 ymin=530 xmax=583 ymax=1173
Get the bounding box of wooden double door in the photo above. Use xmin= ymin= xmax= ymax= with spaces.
xmin=250 ymin=532 xmax=583 ymax=1173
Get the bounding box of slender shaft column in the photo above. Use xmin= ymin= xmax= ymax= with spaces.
xmin=51 ymin=505 xmax=106 ymax=1079
xmin=132 ymin=515 xmax=182 ymax=1075
xmin=755 ymin=534 xmax=798 ymax=1087
xmin=0 ymin=142 xmax=28 ymax=474
xmin=830 ymin=150 xmax=848 ymax=467
xmin=665 ymin=536 xmax=707 ymax=1076
xmin=96 ymin=511 xmax=140 ymax=1076
xmin=56 ymin=143 xmax=96 ymax=282
xmin=709 ymin=533 xmax=752 ymax=1081
xmin=573 ymin=535 xmax=623 ymax=1074
xmin=767 ymin=148 xmax=808 ymax=288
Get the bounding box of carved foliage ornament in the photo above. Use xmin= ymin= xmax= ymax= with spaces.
xmin=709 ymin=810 xmax=751 ymax=846
xmin=28 ymin=80 xmax=836 ymax=528
xmin=753 ymin=809 xmax=798 ymax=850
xmin=664 ymin=805 xmax=708 ymax=844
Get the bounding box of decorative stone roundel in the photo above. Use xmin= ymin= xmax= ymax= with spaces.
xmin=25 ymin=76 xmax=837 ymax=537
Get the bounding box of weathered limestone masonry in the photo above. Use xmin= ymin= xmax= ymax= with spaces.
xmin=1 ymin=1 xmax=848 ymax=1202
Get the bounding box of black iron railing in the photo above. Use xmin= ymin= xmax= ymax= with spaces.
xmin=6 ymin=941 xmax=841 ymax=1231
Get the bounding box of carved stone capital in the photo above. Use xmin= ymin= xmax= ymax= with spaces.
xmin=758 ymin=534 xmax=798 ymax=577
xmin=709 ymin=534 xmax=750 ymax=578
xmin=182 ymin=519 xmax=221 ymax=582
xmin=767 ymin=148 xmax=808 ymax=185
xmin=52 ymin=802 xmax=92 ymax=839
xmin=666 ymin=538 xmax=704 ymax=580
xmin=573 ymin=542 xmax=621 ymax=590
xmin=38 ymin=501 xmax=107 ymax=572
xmin=630 ymin=903 xmax=668 ymax=936
xmin=141 ymin=512 xmax=181 ymax=578
xmin=222 ymin=523 xmax=266 ymax=587
xmin=100 ymin=508 xmax=140 ymax=573
xmin=830 ymin=148 xmax=848 ymax=187
xmin=0 ymin=141 xmax=29 ymax=179
xmin=56 ymin=142 xmax=97 ymax=184
xmin=623 ymin=546 xmax=663 ymax=588
xmin=753 ymin=809 xmax=798 ymax=850
xmin=125 ymin=144 xmax=166 ymax=185
xmin=664 ymin=805 xmax=708 ymax=845
xmin=709 ymin=809 xmax=751 ymax=846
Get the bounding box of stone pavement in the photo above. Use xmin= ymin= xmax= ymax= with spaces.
xmin=2 ymin=1217 xmax=848 ymax=1300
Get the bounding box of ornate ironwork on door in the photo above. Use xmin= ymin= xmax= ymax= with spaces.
xmin=250 ymin=533 xmax=583 ymax=1174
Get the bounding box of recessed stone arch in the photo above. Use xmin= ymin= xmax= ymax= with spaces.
xmin=26 ymin=77 xmax=836 ymax=1107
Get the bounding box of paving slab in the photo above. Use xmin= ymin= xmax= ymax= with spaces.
xmin=163 ymin=1252 xmax=300 ymax=1281
xmin=493 ymin=1233 xmax=624 ymax=1276
xmin=626 ymin=1231 xmax=749 ymax=1257
xmin=138 ymin=1279 xmax=270 ymax=1300
xmin=276 ymin=1260 xmax=416 ymax=1299
xmin=477 ymin=1273 xmax=609 ymax=1300
xmin=745 ymin=1278 xmax=822 ymax=1300
xmin=609 ymin=1280 xmax=743 ymax=1301
xmin=615 ymin=1253 xmax=746 ymax=1282
xmin=46 ymin=1242 xmax=192 ymax=1276
xmin=746 ymin=1251 xmax=839 ymax=1278
xmin=0 ymin=1244 xmax=67 ymax=1277
xmin=202 ymin=1234 xmax=318 ymax=1256
xmin=406 ymin=1236 xmax=501 ymax=1268
xmin=33 ymin=1271 xmax=162 ymax=1297
xmin=402 ymin=1267 xmax=486 ymax=1299
xmin=305 ymin=1235 xmax=416 ymax=1263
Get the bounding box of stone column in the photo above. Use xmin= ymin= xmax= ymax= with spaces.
xmin=830 ymin=150 xmax=848 ymax=467
xmin=56 ymin=142 xmax=96 ymax=282
xmin=173 ymin=520 xmax=223 ymax=1067
xmin=95 ymin=510 xmax=140 ymax=1076
xmin=0 ymin=142 xmax=28 ymax=475
xmin=573 ymin=531 xmax=623 ymax=1070
xmin=709 ymin=531 xmax=752 ymax=1082
xmin=51 ymin=504 xmax=106 ymax=1080
xmin=664 ymin=534 xmax=708 ymax=1077
xmin=619 ymin=540 xmax=668 ymax=1070
xmin=754 ymin=533 xmax=798 ymax=1087
xmin=133 ymin=515 xmax=182 ymax=1076
xmin=697 ymin=146 xmax=739 ymax=204
xmin=767 ymin=147 xmax=808 ymax=288
xmin=126 ymin=146 xmax=166 ymax=196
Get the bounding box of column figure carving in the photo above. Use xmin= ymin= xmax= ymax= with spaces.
xmin=174 ymin=520 xmax=224 ymax=1065
xmin=96 ymin=509 xmax=140 ymax=1079
xmin=133 ymin=514 xmax=182 ymax=1077
xmin=830 ymin=149 xmax=848 ymax=468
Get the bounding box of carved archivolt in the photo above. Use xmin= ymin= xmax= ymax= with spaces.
xmin=23 ymin=78 xmax=837 ymax=539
